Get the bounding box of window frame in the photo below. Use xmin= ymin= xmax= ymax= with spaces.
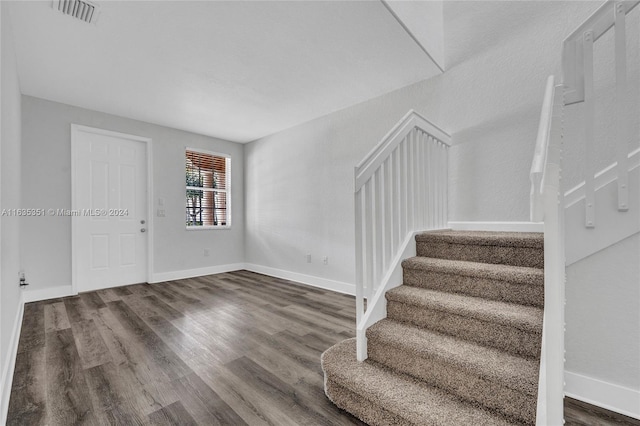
xmin=185 ymin=147 xmax=231 ymax=230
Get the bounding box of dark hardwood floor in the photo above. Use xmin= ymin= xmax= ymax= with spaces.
xmin=7 ymin=271 xmax=365 ymax=425
xmin=7 ymin=270 xmax=639 ymax=425
xmin=565 ymin=397 xmax=640 ymax=426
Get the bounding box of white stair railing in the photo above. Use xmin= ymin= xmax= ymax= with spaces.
xmin=563 ymin=0 xmax=639 ymax=225
xmin=530 ymin=75 xmax=566 ymax=425
xmin=531 ymin=1 xmax=639 ymax=424
xmin=530 ymin=76 xmax=557 ymax=223
xmin=561 ymin=0 xmax=640 ymax=265
xmin=354 ymin=110 xmax=451 ymax=361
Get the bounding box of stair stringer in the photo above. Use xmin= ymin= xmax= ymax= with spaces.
xmin=565 ymin=153 xmax=639 ymax=265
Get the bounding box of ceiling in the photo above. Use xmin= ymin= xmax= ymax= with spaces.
xmin=8 ymin=1 xmax=441 ymax=143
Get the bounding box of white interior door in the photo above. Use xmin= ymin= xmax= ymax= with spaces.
xmin=73 ymin=126 xmax=149 ymax=292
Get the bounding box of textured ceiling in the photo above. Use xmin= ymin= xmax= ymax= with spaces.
xmin=8 ymin=1 xmax=441 ymax=143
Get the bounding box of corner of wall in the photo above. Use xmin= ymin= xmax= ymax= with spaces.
xmin=241 ymin=141 xmax=249 ymax=264
xmin=0 ymin=3 xmax=24 ymax=422
xmin=0 ymin=290 xmax=24 ymax=425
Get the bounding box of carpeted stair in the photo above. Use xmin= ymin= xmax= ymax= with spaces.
xmin=322 ymin=230 xmax=544 ymax=425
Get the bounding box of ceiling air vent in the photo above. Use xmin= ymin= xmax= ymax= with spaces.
xmin=53 ymin=0 xmax=100 ymax=24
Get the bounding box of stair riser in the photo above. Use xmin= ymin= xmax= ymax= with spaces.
xmin=323 ymin=339 xmax=517 ymax=426
xmin=367 ymin=341 xmax=536 ymax=425
xmin=403 ymin=269 xmax=544 ymax=308
xmin=324 ymin=379 xmax=409 ymax=426
xmin=416 ymin=241 xmax=543 ymax=268
xmin=387 ymin=301 xmax=541 ymax=359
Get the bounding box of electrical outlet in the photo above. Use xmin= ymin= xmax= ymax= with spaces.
xmin=19 ymin=271 xmax=28 ymax=288
xmin=323 ymin=256 xmax=328 ymax=265
xmin=306 ymin=254 xmax=312 ymax=263
xmin=157 ymin=209 xmax=166 ymax=217
xmin=204 ymin=248 xmax=210 ymax=257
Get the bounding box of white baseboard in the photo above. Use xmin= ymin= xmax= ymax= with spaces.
xmin=18 ymin=262 xmax=352 ymax=302
xmin=448 ymin=221 xmax=544 ymax=233
xmin=22 ymin=285 xmax=75 ymax=303
xmin=565 ymin=370 xmax=640 ymax=420
xmin=244 ymin=263 xmax=355 ymax=295
xmin=1 ymin=292 xmax=25 ymax=425
xmin=150 ymin=263 xmax=246 ymax=283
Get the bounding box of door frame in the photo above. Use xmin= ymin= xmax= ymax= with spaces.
xmin=70 ymin=124 xmax=154 ymax=294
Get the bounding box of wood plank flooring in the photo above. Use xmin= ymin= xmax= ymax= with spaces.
xmin=7 ymin=271 xmax=365 ymax=426
xmin=7 ymin=270 xmax=639 ymax=425
xmin=565 ymin=397 xmax=640 ymax=426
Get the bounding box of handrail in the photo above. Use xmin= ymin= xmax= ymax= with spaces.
xmin=530 ymin=75 xmax=556 ymax=222
xmin=529 ymin=75 xmax=565 ymax=425
xmin=354 ymin=110 xmax=450 ymax=361
xmin=564 ymin=147 xmax=640 ymax=208
xmin=564 ymin=0 xmax=637 ymax=45
xmin=534 ymin=1 xmax=639 ymax=423
xmin=534 ymin=78 xmax=565 ymax=426
xmin=355 ymin=110 xmax=451 ymax=191
xmin=562 ymin=0 xmax=638 ymax=225
xmin=563 ymin=0 xmax=639 ymax=104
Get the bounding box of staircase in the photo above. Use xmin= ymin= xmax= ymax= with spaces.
xmin=322 ymin=230 xmax=544 ymax=425
xmin=326 ymin=2 xmax=639 ymax=423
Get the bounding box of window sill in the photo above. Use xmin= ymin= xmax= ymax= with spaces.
xmin=186 ymin=225 xmax=232 ymax=231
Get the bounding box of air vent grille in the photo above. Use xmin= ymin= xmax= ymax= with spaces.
xmin=53 ymin=0 xmax=100 ymax=24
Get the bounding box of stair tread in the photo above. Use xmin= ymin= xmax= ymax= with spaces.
xmin=367 ymin=319 xmax=539 ymax=396
xmin=402 ymin=256 xmax=544 ymax=285
xmin=322 ymin=338 xmax=516 ymax=426
xmin=387 ymin=286 xmax=543 ymax=333
xmin=416 ymin=230 xmax=543 ymax=248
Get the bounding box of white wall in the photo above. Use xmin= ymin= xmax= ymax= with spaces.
xmin=244 ymin=1 xmax=601 ymax=286
xmin=20 ymin=96 xmax=245 ymax=291
xmin=384 ymin=0 xmax=444 ymax=70
xmin=565 ymin=233 xmax=640 ymax=414
xmin=0 ymin=0 xmax=22 ymax=411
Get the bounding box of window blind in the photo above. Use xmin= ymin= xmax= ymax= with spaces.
xmin=186 ymin=150 xmax=230 ymax=227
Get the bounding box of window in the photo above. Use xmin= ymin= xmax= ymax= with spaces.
xmin=185 ymin=149 xmax=230 ymax=228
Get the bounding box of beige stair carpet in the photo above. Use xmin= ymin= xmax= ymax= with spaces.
xmin=322 ymin=230 xmax=544 ymax=425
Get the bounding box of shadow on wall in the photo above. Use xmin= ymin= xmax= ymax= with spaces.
xmin=443 ymin=1 xmax=595 ymax=69
xmin=451 ymin=102 xmax=540 ymax=148
xmin=449 ymin=102 xmax=541 ymax=222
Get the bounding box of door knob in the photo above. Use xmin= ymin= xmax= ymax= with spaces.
xmin=141 ymin=228 xmax=146 ymax=233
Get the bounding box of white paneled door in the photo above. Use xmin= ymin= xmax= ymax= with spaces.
xmin=72 ymin=126 xmax=149 ymax=292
